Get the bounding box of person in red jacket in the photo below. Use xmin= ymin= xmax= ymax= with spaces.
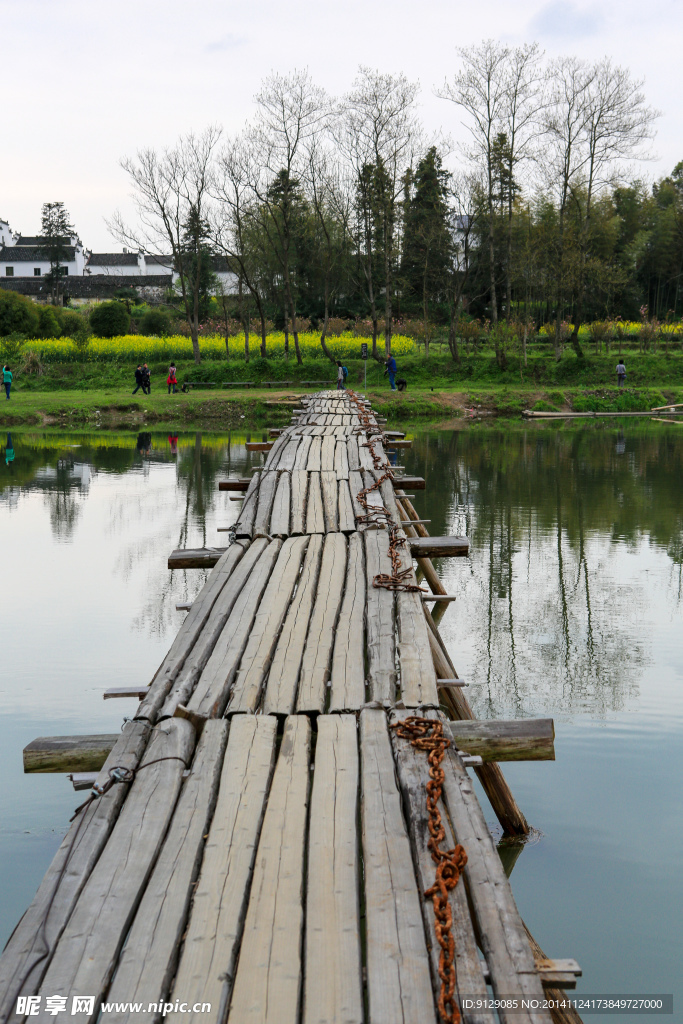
xmin=167 ymin=362 xmax=178 ymax=394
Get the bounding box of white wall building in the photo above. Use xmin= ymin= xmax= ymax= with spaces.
xmin=0 ymin=223 xmax=87 ymax=278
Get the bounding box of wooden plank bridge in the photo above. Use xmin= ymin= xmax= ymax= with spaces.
xmin=2 ymin=391 xmax=581 ymax=1024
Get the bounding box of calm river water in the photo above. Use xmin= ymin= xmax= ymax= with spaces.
xmin=1 ymin=422 xmax=681 ymax=1015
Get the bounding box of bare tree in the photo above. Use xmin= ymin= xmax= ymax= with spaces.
xmin=343 ymin=66 xmax=420 ymax=357
xmin=109 ymin=127 xmax=221 ymax=364
xmin=250 ymin=69 xmax=329 ymax=364
xmin=438 ymin=41 xmax=511 ymax=323
xmin=447 ymin=171 xmax=480 ymax=362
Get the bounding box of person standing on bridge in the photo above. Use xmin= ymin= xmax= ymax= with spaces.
xmin=3 ymin=364 xmax=12 ymax=399
xmin=384 ymin=353 xmax=397 ymax=391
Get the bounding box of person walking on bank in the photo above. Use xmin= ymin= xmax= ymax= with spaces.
xmin=616 ymin=358 xmax=627 ymax=388
xmin=336 ymin=360 xmax=345 ymax=390
xmin=167 ymin=363 xmax=178 ymax=394
xmin=384 ymin=353 xmax=397 ymax=391
xmin=132 ymin=364 xmax=145 ymax=395
xmin=142 ymin=363 xmax=151 ymax=395
xmin=3 ymin=365 xmax=12 ymax=400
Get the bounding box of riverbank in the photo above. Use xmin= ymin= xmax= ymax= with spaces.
xmin=1 ymin=382 xmax=680 ymax=427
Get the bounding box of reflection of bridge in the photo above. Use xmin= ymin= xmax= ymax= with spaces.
xmin=1 ymin=393 xmax=580 ymax=1024
xmin=33 ymin=461 xmax=93 ymax=491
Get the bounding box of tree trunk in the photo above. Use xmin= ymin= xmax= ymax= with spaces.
xmin=244 ymin=311 xmax=250 ymax=364
xmin=487 ymin=171 xmax=498 ymax=323
xmin=384 ymin=209 xmax=394 ymax=356
xmin=320 ymin=281 xmax=336 ymax=363
xmin=283 ymin=314 xmax=289 ymax=361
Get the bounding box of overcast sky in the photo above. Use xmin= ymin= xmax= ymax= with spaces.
xmin=1 ymin=0 xmax=679 ymax=250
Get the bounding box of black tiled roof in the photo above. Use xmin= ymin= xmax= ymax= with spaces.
xmin=16 ymin=235 xmax=73 ymax=246
xmin=145 ymin=254 xmax=174 ymax=266
xmin=0 ymin=246 xmax=77 ymax=262
xmin=87 ymin=253 xmax=140 ymax=266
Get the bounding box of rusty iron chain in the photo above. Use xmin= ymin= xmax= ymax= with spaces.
xmin=346 ymin=390 xmax=424 ymax=594
xmin=391 ymin=716 xmax=468 ymax=1024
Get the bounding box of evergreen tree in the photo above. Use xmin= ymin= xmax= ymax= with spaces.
xmin=401 ymin=147 xmax=453 ymax=331
xmin=38 ymin=202 xmax=74 ymax=305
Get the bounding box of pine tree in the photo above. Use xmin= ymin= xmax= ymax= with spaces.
xmin=38 ymin=202 xmax=74 ymax=305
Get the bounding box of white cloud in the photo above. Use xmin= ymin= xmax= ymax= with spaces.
xmin=531 ymin=1 xmax=602 ymax=38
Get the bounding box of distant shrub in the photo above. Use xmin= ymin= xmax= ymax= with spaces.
xmin=38 ymin=306 xmax=62 ymax=339
xmin=89 ymin=301 xmax=130 ymax=338
xmin=21 ymin=348 xmax=44 ymax=375
xmin=0 ymin=290 xmax=39 ymax=336
xmin=139 ymin=309 xmax=172 ymax=336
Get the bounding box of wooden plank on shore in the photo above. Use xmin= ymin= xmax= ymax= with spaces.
xmin=150 ymin=540 xmax=267 ymax=720
xmin=228 ymin=716 xmax=311 ymax=1024
xmin=186 ymin=540 xmax=282 ymax=719
xmin=304 ymin=715 xmax=362 ymax=1024
xmin=338 ymin=479 xmax=355 ymax=534
xmin=364 ymin=530 xmax=396 ymax=703
xmin=290 ymin=470 xmax=308 ymax=535
xmin=329 ymin=531 xmax=366 ymax=711
xmin=169 ymin=716 xmax=278 ymax=1024
xmin=253 ymin=471 xmax=279 ymax=538
xmin=101 ymin=720 xmax=229 ymax=1023
xmin=0 ymin=721 xmax=151 ymax=1017
xmin=269 ymin=471 xmax=291 ymax=538
xmin=35 ymin=719 xmax=196 ymax=1023
xmin=307 ymin=436 xmax=322 ymax=472
xmin=23 ymin=735 xmax=119 ymax=774
xmin=228 ymin=537 xmax=310 ymax=714
xmin=389 ymin=709 xmax=493 ymax=1024
xmin=297 ymin=533 xmax=347 ymax=713
xmin=409 ymin=536 xmax=470 ymax=558
xmin=320 ymin=469 xmax=339 ymax=532
xmin=440 ymin=721 xmax=550 ymax=1022
xmin=360 ymin=709 xmax=437 ymax=1024
xmin=321 ymin=434 xmax=336 ymax=472
xmin=306 ymin=472 xmax=325 ymax=534
xmin=264 ymin=535 xmax=323 ymax=715
xmin=448 ymin=719 xmax=555 ymax=762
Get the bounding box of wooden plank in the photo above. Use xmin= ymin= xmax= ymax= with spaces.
xmin=320 ymin=469 xmax=339 ymax=533
xmin=253 ymin=471 xmax=279 ymax=538
xmin=23 ymin=735 xmax=119 ymax=773
xmin=364 ymin=530 xmax=396 ymax=703
xmin=0 ymin=722 xmax=151 ymax=1017
xmin=321 ymin=434 xmax=336 ymax=472
xmin=277 ymin=437 xmax=300 ymax=472
xmin=393 ymin=475 xmax=426 ymax=490
xmin=235 ymin=472 xmax=261 ymax=538
xmin=290 ymin=470 xmax=308 ymax=536
xmin=168 ymin=547 xmax=227 ymax=569
xmin=362 ymin=469 xmax=387 ymax=524
xmin=358 ymin=437 xmax=375 ymax=471
xmin=185 ymin=540 xmax=282 ymax=719
xmin=334 ymin=438 xmax=349 ymax=479
xmin=149 ymin=540 xmax=267 ymax=721
xmin=409 ymin=536 xmax=470 ymax=558
xmin=306 ymin=472 xmax=325 ymax=534
xmin=338 ymin=479 xmax=355 ymax=534
xmin=169 ymin=717 xmax=278 ymax=1024
xmin=228 ymin=716 xmax=311 ymax=1024
xmin=388 ymin=709 xmax=492 ymax=1024
xmin=307 ymin=436 xmax=322 ymax=472
xmin=34 ymin=719 xmax=196 ymax=1022
xmin=218 ymin=479 xmax=250 ymax=491
xmin=304 ymin=715 xmax=362 ymax=1024
xmin=228 ymin=537 xmax=310 ymax=714
xmin=270 ymin=472 xmax=291 ymax=538
xmin=329 ymin=531 xmax=366 ymax=711
xmin=440 ymin=722 xmax=550 ymax=1022
xmin=293 ymin=434 xmax=312 ymax=470
xmin=349 ymin=469 xmax=365 ymax=527
xmin=296 ymin=533 xmax=347 ymax=713
xmin=264 ymin=535 xmax=324 ymax=716
xmin=395 ymin=542 xmax=439 ymax=707
xmin=360 ymin=709 xmax=437 ymax=1024
xmin=245 ymin=441 xmax=273 ymax=452
xmin=448 ymin=719 xmax=555 ymax=762
xmin=101 ymin=720 xmax=229 ymax=1022
xmin=262 ymin=433 xmax=290 ymax=469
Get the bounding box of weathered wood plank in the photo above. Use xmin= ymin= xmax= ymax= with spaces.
xmin=290 ymin=470 xmax=308 ymax=536
xmin=35 ymin=719 xmax=196 ymax=1023
xmin=269 ymin=472 xmax=291 ymax=538
xmin=168 ymin=547 xmax=227 ymax=569
xmin=395 ymin=545 xmax=439 ymax=707
xmin=346 ymin=436 xmax=360 ymax=471
xmin=334 ymin=438 xmax=349 ymax=480
xmin=388 ymin=709 xmax=492 ymax=1024
xmin=364 ymin=530 xmax=396 ymax=703
xmin=358 ymin=437 xmax=375 ymax=471
xmin=228 ymin=716 xmax=311 ymax=1024
xmin=0 ymin=722 xmax=151 ymax=1018
xmin=329 ymin=531 xmax=366 ymax=712
xmin=293 ymin=434 xmax=312 ymax=470
xmin=349 ymin=469 xmax=365 ymax=527
xmin=169 ymin=717 xmax=278 ymax=1024
xmin=361 ymin=469 xmax=387 ymax=524
xmin=277 ymin=437 xmax=300 ymax=472
xmin=150 ymin=540 xmax=267 ymax=720
xmin=185 ymin=540 xmax=282 ymax=718
xmin=409 ymin=536 xmax=470 ymax=558
xmin=262 ymin=432 xmax=290 ymax=469
xmin=253 ymin=471 xmax=279 ymax=538
xmin=320 ymin=469 xmax=339 ymax=533
xmin=304 ymin=715 xmax=362 ymax=1024
xmin=307 ymin=436 xmax=322 ymax=472
xmin=440 ymin=723 xmax=550 ymax=1022
xmin=306 ymin=472 xmax=325 ymax=534
xmin=235 ymin=472 xmax=261 ymax=538
xmin=264 ymin=535 xmax=324 ymax=716
xmin=296 ymin=533 xmax=347 ymax=713
xmin=321 ymin=434 xmax=336 ymax=472
xmin=360 ymin=709 xmax=437 ymax=1024
xmin=393 ymin=475 xmax=426 ymax=491
xmin=228 ymin=537 xmax=310 ymax=714
xmin=338 ymin=479 xmax=355 ymax=534
xmin=23 ymin=735 xmax=119 ymax=774
xmin=101 ymin=720 xmax=229 ymax=1023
